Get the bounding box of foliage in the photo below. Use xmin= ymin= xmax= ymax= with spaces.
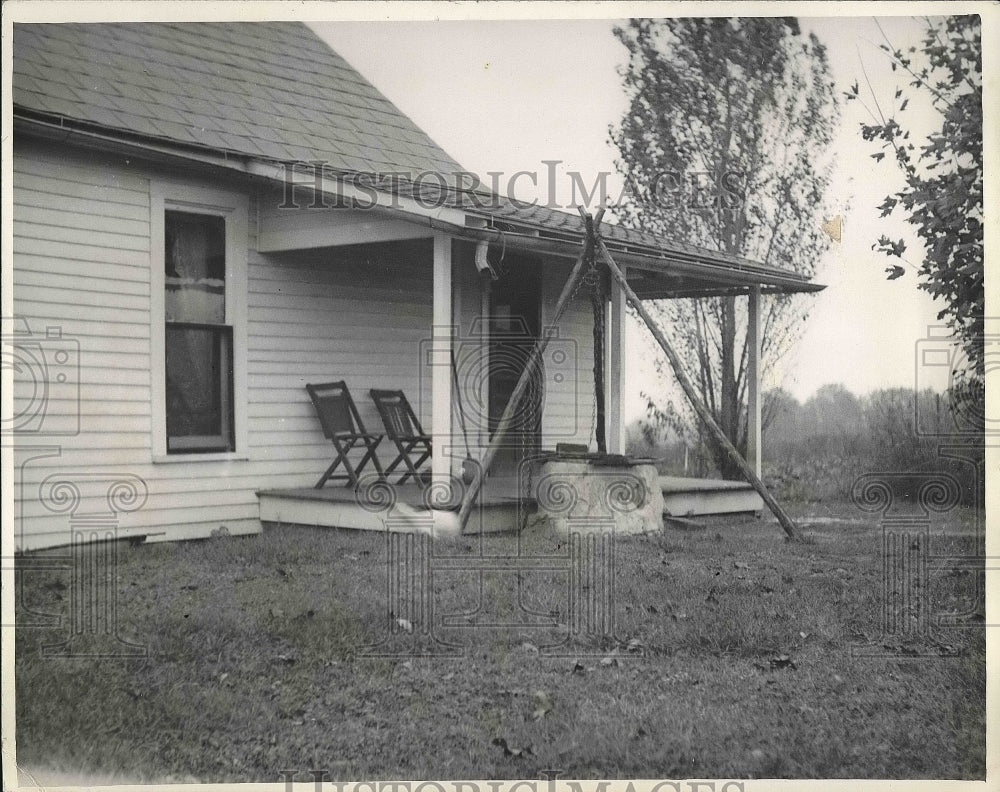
xmin=846 ymin=15 xmax=983 ymax=395
xmin=762 ymin=384 xmax=980 ymax=503
xmin=611 ymin=18 xmax=838 ymax=477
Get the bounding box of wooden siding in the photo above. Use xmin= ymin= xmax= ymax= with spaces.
xmin=12 ymin=139 xmax=438 ymax=549
xmin=12 ymin=138 xmax=597 ymax=550
xmin=246 ymin=240 xmax=435 ymax=488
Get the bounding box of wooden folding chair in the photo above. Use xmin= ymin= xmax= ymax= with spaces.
xmin=369 ymin=389 xmax=432 ymax=487
xmin=306 ymin=381 xmax=385 ymax=489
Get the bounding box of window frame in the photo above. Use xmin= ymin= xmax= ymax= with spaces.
xmin=150 ymin=181 xmax=248 ymax=463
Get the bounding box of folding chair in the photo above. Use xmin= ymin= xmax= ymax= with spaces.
xmin=305 ymin=381 xmax=385 ymax=489
xmin=369 ymin=389 xmax=432 ymax=487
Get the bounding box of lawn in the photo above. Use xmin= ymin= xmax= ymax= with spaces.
xmin=14 ymin=501 xmax=985 ymax=782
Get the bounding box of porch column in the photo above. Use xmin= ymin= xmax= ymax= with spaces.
xmin=747 ymin=285 xmax=762 ymax=477
xmin=606 ymin=264 xmax=627 ymax=454
xmin=432 ymin=234 xmax=453 ymax=485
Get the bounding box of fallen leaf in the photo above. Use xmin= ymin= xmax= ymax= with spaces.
xmin=269 ymin=607 xmax=284 ymax=619
xmin=493 ymin=737 xmax=533 ymax=758
xmin=600 ymin=656 xmax=619 ymax=667
xmin=531 ymin=689 xmax=553 ymax=720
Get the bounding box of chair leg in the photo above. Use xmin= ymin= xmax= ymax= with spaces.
xmin=383 ymin=447 xmax=406 ymax=477
xmin=354 ymin=437 xmax=385 ymax=484
xmin=315 ymin=453 xmax=346 ymax=488
xmin=335 ymin=437 xmax=363 ymax=488
xmin=368 ymin=438 xmax=386 ymax=480
xmin=395 ymin=440 xmax=424 ymax=486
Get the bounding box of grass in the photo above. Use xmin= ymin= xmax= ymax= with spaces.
xmin=15 ymin=501 xmax=985 ymax=782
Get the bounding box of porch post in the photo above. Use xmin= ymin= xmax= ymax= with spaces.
xmin=747 ymin=285 xmax=762 ymax=477
xmin=606 ymin=264 xmax=627 ymax=454
xmin=432 ymin=234 xmax=453 ymax=486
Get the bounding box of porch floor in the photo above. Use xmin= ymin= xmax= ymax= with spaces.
xmin=258 ymin=482 xmax=525 ymax=509
xmin=258 ymin=474 xmax=763 ymax=535
xmin=258 ymin=478 xmax=531 ymax=537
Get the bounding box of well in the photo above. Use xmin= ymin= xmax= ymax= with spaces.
xmin=526 ymin=453 xmax=664 ymax=537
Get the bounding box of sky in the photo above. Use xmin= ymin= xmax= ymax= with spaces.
xmin=312 ymin=13 xmax=972 ymax=418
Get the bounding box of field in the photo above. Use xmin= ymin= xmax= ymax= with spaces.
xmin=14 ymin=501 xmax=985 ymax=783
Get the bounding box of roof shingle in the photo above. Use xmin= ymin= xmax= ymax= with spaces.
xmin=13 ymin=21 xmax=465 ymax=176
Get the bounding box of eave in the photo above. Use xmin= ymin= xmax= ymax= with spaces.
xmin=14 ymin=110 xmax=826 ymax=299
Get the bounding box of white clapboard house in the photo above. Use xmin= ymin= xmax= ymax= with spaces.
xmin=10 ymin=22 xmax=823 ymax=550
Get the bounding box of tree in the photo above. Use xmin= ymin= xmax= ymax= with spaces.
xmin=847 ymin=15 xmax=983 ymax=405
xmin=611 ymin=18 xmax=838 ymax=478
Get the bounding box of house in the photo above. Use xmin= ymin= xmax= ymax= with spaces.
xmin=10 ymin=22 xmax=823 ymax=551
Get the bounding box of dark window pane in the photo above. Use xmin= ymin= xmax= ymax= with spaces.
xmin=165 ymin=211 xmax=226 ymax=323
xmin=165 ymin=324 xmax=234 ymax=452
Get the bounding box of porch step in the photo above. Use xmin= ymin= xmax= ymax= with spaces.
xmin=660 ymin=476 xmax=763 ymax=517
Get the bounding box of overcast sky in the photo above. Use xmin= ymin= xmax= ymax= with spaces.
xmin=312 ymin=13 xmax=967 ymax=417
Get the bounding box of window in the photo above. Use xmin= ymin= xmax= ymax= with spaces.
xmin=164 ymin=212 xmax=233 ymax=452
xmin=151 ymin=183 xmax=247 ymax=461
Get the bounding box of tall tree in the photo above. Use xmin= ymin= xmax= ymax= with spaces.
xmin=612 ymin=18 xmax=838 ymax=478
xmin=847 ymin=15 xmax=983 ymax=408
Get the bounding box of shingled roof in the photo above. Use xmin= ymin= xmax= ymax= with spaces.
xmin=13 ymin=21 xmax=463 ymax=175
xmin=13 ymin=21 xmax=821 ymax=295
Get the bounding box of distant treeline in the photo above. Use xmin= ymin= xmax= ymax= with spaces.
xmin=627 ymin=384 xmax=983 ymax=504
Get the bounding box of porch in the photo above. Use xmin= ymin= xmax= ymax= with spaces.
xmin=256 ymin=474 xmax=762 ymax=536
xmin=254 ymin=184 xmax=806 ymax=538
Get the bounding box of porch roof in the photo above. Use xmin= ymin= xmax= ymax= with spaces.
xmin=13 ymin=20 xmax=824 ymax=298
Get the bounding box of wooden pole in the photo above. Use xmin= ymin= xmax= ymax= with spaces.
xmin=456 ymin=210 xmax=602 ymax=533
xmin=747 ymin=285 xmax=763 ymax=477
xmin=590 ymin=214 xmax=607 ymax=454
xmin=591 ymin=233 xmax=800 ymax=540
